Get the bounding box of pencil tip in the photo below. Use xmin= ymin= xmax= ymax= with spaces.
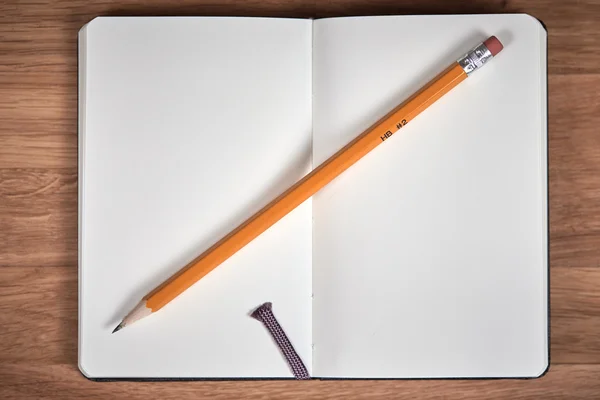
xmin=112 ymin=322 xmax=124 ymax=334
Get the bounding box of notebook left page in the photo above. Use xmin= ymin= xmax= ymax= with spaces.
xmin=78 ymin=16 xmax=313 ymax=379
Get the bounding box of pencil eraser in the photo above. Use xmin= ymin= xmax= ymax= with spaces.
xmin=484 ymin=36 xmax=503 ymax=56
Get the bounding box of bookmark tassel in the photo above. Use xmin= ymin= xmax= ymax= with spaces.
xmin=251 ymin=302 xmax=310 ymax=380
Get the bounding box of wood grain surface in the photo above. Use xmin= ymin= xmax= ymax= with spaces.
xmin=1 ymin=0 xmax=600 ymax=398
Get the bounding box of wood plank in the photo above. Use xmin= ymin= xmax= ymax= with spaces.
xmin=0 ymin=266 xmax=598 ymax=366
xmin=0 ymin=267 xmax=77 ymax=365
xmin=0 ymin=120 xmax=73 ymax=136
xmin=0 ymin=135 xmax=76 ymax=169
xmin=0 ymin=1 xmax=598 ymax=74
xmin=551 ymin=234 xmax=600 ymax=269
xmin=1 ymin=364 xmax=600 ymax=400
xmin=0 ymin=86 xmax=76 ymax=168
xmin=551 ymin=268 xmax=600 ymax=363
xmin=549 ymin=75 xmax=600 ymax=267
xmin=0 ymin=170 xmax=77 ymax=268
xmin=0 ymin=87 xmax=76 ymax=122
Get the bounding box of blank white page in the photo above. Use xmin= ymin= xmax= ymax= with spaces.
xmin=79 ymin=17 xmax=312 ymax=378
xmin=312 ymin=14 xmax=548 ymax=378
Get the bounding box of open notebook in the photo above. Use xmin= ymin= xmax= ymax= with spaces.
xmin=78 ymin=14 xmax=548 ymax=379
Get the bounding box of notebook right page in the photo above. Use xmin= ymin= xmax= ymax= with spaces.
xmin=312 ymin=14 xmax=548 ymax=378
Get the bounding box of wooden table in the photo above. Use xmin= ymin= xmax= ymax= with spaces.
xmin=2 ymin=0 xmax=600 ymax=398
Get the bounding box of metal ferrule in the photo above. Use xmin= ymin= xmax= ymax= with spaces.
xmin=457 ymin=42 xmax=494 ymax=76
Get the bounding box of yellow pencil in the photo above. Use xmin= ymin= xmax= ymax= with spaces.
xmin=113 ymin=36 xmax=504 ymax=333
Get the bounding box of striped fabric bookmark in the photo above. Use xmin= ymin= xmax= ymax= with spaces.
xmin=251 ymin=302 xmax=310 ymax=380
